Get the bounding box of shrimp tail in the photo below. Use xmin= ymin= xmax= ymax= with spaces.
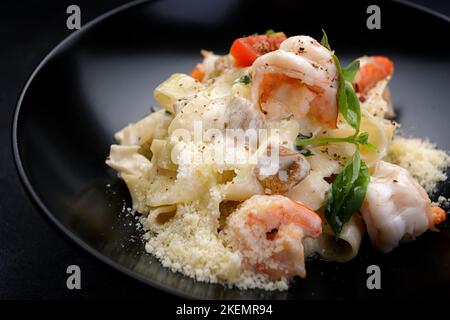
xmin=432 ymin=205 xmax=446 ymax=226
xmin=353 ymin=56 xmax=394 ymax=95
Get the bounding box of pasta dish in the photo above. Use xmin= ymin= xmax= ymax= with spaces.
xmin=106 ymin=31 xmax=449 ymax=290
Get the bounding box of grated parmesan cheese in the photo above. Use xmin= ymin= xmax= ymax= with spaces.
xmin=142 ymin=187 xmax=289 ymax=290
xmin=436 ymin=195 xmax=450 ymax=209
xmin=386 ymin=137 xmax=450 ymax=193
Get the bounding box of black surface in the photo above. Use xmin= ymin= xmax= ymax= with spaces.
xmin=1 ymin=0 xmax=450 ymax=300
xmin=1 ymin=0 xmax=173 ymax=300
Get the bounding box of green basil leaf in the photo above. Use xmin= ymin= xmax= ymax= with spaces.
xmin=339 ymin=162 xmax=369 ymax=225
xmin=333 ymin=56 xmax=347 ymax=118
xmin=355 ymin=131 xmax=369 ymax=144
xmin=324 ymin=32 xmax=361 ymax=134
xmin=320 ymin=29 xmax=331 ymax=51
xmin=295 ymin=131 xmax=379 ymax=155
xmin=355 ymin=132 xmax=378 ymax=152
xmin=342 ymin=60 xmax=360 ymax=82
xmin=334 ymin=150 xmax=361 ymax=211
xmin=344 ymin=81 xmax=361 ymax=132
xmin=324 ymin=150 xmax=370 ymax=237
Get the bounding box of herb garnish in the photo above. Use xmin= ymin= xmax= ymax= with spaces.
xmin=296 ymin=131 xmax=377 ymax=152
xmin=235 ymin=73 xmax=252 ymax=85
xmin=321 ymin=29 xmax=361 ymax=132
xmin=324 ymin=150 xmax=370 ymax=236
xmin=265 ymin=29 xmax=283 ymax=36
xmin=295 ymin=145 xmax=314 ymax=157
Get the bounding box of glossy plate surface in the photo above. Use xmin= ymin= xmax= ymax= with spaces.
xmin=13 ymin=0 xmax=450 ymax=299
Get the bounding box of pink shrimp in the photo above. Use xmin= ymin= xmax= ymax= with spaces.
xmin=361 ymin=161 xmax=445 ymax=253
xmin=252 ymin=36 xmax=339 ymax=128
xmin=225 ymin=195 xmax=322 ymax=279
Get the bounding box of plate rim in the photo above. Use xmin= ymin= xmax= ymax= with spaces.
xmin=10 ymin=0 xmax=199 ymax=300
xmin=10 ymin=0 xmax=450 ymax=299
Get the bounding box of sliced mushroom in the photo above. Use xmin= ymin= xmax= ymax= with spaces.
xmin=255 ymin=146 xmax=311 ymax=194
xmin=223 ymin=97 xmax=264 ymax=130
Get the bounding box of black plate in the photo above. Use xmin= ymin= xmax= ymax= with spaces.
xmin=12 ymin=0 xmax=450 ymax=299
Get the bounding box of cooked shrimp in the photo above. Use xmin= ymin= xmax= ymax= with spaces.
xmin=432 ymin=206 xmax=446 ymax=225
xmin=189 ymin=50 xmax=216 ymax=82
xmin=225 ymin=195 xmax=322 ymax=279
xmin=190 ymin=50 xmax=233 ymax=82
xmin=360 ymin=161 xmax=445 ymax=253
xmin=251 ymin=36 xmax=338 ymax=128
xmin=353 ymin=56 xmax=394 ymax=96
xmin=256 ymin=146 xmax=310 ymax=194
xmin=190 ymin=63 xmax=205 ymax=82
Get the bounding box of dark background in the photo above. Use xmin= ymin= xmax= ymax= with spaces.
xmin=0 ymin=0 xmax=448 ymax=300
